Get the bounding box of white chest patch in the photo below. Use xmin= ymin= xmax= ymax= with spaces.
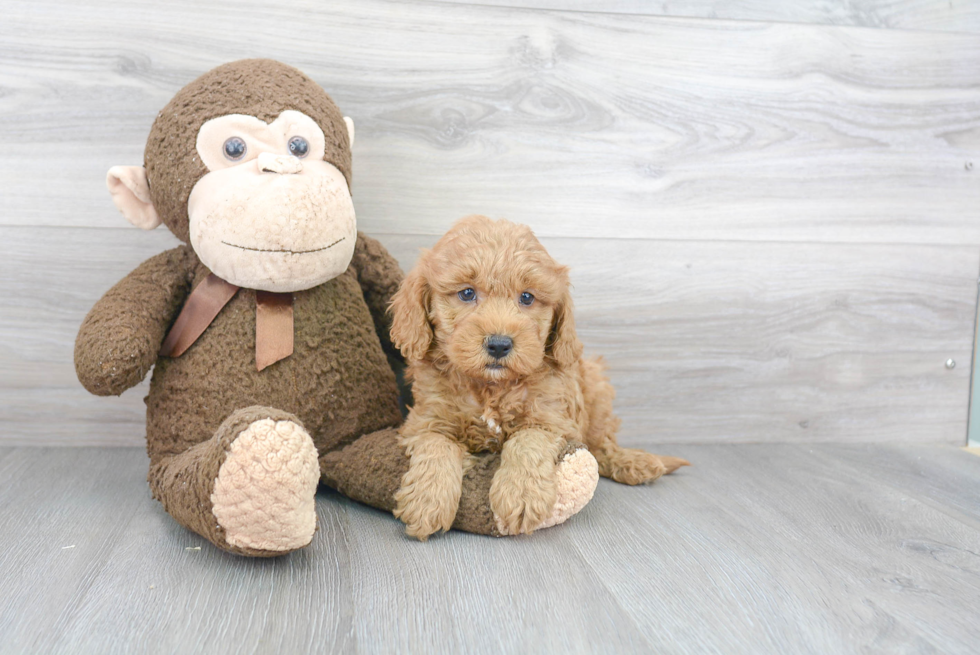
xmin=480 ymin=412 xmax=503 ymax=435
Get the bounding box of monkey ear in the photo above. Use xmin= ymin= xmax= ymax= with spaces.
xmin=106 ymin=166 xmax=162 ymax=230
xmin=343 ymin=117 xmax=355 ymax=149
xmin=388 ymin=266 xmax=433 ymax=362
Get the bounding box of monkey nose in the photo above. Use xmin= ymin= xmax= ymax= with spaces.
xmin=258 ymin=152 xmax=303 ymax=174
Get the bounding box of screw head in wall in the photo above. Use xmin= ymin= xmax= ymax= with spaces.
xmin=946 ymin=359 xmax=956 ymax=369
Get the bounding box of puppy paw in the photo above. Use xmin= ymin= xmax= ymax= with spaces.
xmin=393 ymin=469 xmax=462 ymax=541
xmin=490 ymin=462 xmax=558 ymax=535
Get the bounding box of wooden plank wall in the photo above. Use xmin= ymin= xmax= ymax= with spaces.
xmin=436 ymin=0 xmax=980 ymax=33
xmin=1 ymin=0 xmax=978 ymax=446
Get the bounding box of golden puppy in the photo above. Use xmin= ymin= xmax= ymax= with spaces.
xmin=389 ymin=215 xmax=689 ymax=540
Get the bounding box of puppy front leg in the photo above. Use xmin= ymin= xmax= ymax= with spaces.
xmin=393 ymin=432 xmax=465 ymax=541
xmin=490 ymin=429 xmax=564 ymax=535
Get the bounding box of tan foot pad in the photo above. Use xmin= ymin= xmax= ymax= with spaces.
xmin=497 ymin=447 xmax=599 ymax=536
xmin=211 ymin=418 xmax=319 ymax=552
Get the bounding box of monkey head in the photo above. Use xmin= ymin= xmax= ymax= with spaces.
xmin=106 ymin=59 xmax=357 ymax=293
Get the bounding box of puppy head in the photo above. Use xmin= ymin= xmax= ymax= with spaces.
xmin=390 ymin=215 xmax=583 ymax=381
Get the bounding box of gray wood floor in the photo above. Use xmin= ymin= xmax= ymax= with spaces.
xmin=2 ymin=444 xmax=979 ymax=654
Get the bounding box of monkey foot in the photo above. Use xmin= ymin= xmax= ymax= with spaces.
xmin=211 ymin=418 xmax=319 ymax=552
xmin=320 ymin=431 xmax=600 ymax=537
xmin=495 ymin=442 xmax=599 ymax=536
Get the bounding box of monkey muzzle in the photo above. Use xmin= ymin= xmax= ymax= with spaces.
xmin=187 ymin=158 xmax=357 ymax=292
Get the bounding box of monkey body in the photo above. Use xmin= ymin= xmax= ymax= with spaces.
xmin=141 ymin=243 xmax=402 ymax=462
xmin=73 ymin=59 xmax=407 ymax=555
xmin=77 ymin=233 xmax=405 ymax=555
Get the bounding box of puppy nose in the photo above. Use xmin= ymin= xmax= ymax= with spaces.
xmin=258 ymin=152 xmax=303 ymax=174
xmin=485 ymin=335 xmax=513 ymax=359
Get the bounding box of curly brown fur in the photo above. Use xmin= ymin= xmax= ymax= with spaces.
xmin=389 ymin=215 xmax=689 ymax=540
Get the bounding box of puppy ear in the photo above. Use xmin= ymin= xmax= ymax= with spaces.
xmin=389 ymin=267 xmax=433 ymax=362
xmin=547 ymin=290 xmax=584 ymax=368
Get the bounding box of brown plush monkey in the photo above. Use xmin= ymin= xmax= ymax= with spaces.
xmin=75 ymin=60 xmax=598 ymax=556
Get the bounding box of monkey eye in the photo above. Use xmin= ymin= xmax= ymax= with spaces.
xmin=288 ymin=136 xmax=310 ymax=158
xmin=223 ymin=137 xmax=247 ymax=161
xmin=458 ymin=288 xmax=476 ymax=302
xmin=519 ymin=292 xmax=535 ymax=306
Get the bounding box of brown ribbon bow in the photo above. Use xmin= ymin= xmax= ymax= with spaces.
xmin=159 ymin=273 xmax=294 ymax=371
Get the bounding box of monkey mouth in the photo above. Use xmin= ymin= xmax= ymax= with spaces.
xmin=220 ymin=236 xmax=346 ymax=254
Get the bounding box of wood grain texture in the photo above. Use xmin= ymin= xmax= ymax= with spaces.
xmin=2 ymin=227 xmax=974 ymax=446
xmin=0 ymin=448 xmax=357 ymax=654
xmin=819 ymin=442 xmax=980 ymax=524
xmin=568 ymin=443 xmax=980 ymax=653
xmin=2 ymin=0 xmax=977 ymax=448
xmin=2 ymin=444 xmax=980 ymax=653
xmin=0 ymin=0 xmax=978 ymax=245
xmin=432 ymin=0 xmax=980 ymax=34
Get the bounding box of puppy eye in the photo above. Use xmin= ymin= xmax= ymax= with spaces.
xmin=519 ymin=292 xmax=535 ymax=306
xmin=223 ymin=137 xmax=247 ymax=161
xmin=458 ymin=288 xmax=476 ymax=302
xmin=288 ymin=136 xmax=310 ymax=158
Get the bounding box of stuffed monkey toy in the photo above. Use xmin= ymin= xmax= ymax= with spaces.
xmin=75 ymin=59 xmax=599 ymax=556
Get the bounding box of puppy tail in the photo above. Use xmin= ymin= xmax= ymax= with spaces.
xmin=594 ymin=440 xmax=690 ymax=485
xmin=580 ymin=356 xmax=690 ymax=484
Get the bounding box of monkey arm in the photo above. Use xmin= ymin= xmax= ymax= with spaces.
xmin=75 ymin=245 xmax=198 ymax=396
xmin=351 ymin=232 xmax=405 ymax=361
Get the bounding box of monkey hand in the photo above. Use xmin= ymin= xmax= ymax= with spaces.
xmin=75 ymin=246 xmax=195 ymax=396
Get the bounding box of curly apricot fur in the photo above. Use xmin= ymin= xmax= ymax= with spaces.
xmin=389 ymin=216 xmax=689 ymax=540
